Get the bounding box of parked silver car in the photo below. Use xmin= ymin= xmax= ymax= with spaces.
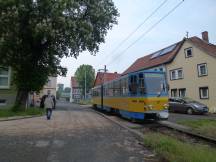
xmin=169 ymin=97 xmax=209 ymax=114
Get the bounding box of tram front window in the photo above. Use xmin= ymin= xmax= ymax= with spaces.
xmin=144 ymin=73 xmax=166 ymax=95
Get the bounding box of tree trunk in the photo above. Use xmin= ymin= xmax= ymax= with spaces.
xmin=14 ymin=89 xmax=29 ymax=110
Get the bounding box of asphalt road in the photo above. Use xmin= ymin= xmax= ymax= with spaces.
xmin=0 ymin=102 xmax=158 ymax=162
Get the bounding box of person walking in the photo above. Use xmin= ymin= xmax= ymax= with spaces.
xmin=44 ymin=92 xmax=54 ymax=120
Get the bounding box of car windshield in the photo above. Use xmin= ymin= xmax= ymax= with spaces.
xmin=183 ymin=97 xmax=201 ymax=104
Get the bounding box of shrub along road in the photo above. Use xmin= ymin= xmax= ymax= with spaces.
xmin=0 ymin=102 xmax=158 ymax=162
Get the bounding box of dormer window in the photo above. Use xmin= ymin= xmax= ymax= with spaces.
xmin=185 ymin=47 xmax=193 ymax=58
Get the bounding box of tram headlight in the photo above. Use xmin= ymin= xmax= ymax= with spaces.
xmin=163 ymin=104 xmax=168 ymax=109
xmin=148 ymin=105 xmax=153 ymax=110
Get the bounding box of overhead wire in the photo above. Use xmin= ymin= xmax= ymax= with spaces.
xmin=106 ymin=0 xmax=184 ymax=67
xmin=95 ymin=0 xmax=168 ymax=68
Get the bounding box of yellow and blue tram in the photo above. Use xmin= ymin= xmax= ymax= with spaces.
xmin=92 ymin=70 xmax=169 ymax=120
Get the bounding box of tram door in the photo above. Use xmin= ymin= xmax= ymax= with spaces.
xmin=138 ymin=73 xmax=145 ymax=95
xmin=129 ymin=73 xmax=146 ymax=96
xmin=129 ymin=74 xmax=138 ymax=96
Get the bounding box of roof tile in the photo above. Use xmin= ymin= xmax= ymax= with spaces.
xmin=122 ymin=41 xmax=183 ymax=75
xmin=189 ymin=36 xmax=216 ymax=58
xmin=94 ymin=72 xmax=121 ymax=86
xmin=71 ymin=77 xmax=79 ymax=87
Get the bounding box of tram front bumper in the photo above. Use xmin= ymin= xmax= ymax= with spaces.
xmin=157 ymin=110 xmax=169 ymax=119
xmin=145 ymin=110 xmax=169 ymax=119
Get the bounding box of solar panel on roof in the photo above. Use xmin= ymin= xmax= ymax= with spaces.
xmin=150 ymin=43 xmax=177 ymax=59
xmin=160 ymin=44 xmax=176 ymax=56
xmin=150 ymin=51 xmax=162 ymax=59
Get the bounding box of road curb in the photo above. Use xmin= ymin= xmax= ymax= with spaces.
xmin=0 ymin=115 xmax=42 ymax=122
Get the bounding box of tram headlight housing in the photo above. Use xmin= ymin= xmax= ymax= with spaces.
xmin=163 ymin=104 xmax=168 ymax=109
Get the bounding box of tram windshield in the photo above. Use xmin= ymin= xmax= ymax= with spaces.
xmin=144 ymin=73 xmax=166 ymax=95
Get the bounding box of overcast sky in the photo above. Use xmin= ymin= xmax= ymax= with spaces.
xmin=58 ymin=0 xmax=216 ymax=87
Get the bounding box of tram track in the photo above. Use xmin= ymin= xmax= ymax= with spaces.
xmin=89 ymin=106 xmax=216 ymax=147
xmin=157 ymin=120 xmax=216 ymax=146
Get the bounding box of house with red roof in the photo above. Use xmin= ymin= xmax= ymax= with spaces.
xmin=122 ymin=31 xmax=216 ymax=112
xmin=94 ymin=72 xmax=121 ymax=86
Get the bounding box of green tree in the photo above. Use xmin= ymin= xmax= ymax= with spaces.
xmin=75 ymin=64 xmax=95 ymax=97
xmin=0 ymin=0 xmax=118 ymax=108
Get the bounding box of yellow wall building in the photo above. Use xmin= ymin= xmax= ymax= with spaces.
xmin=123 ymin=31 xmax=216 ymax=113
xmin=166 ymin=32 xmax=216 ymax=112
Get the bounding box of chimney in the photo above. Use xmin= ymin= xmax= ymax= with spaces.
xmin=202 ymin=31 xmax=209 ymax=43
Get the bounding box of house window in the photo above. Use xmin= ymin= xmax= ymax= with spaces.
xmin=177 ymin=69 xmax=183 ymax=79
xmin=0 ymin=66 xmax=10 ymax=89
xmin=171 ymin=89 xmax=178 ymax=97
xmin=199 ymin=87 xmax=209 ymax=99
xmin=185 ymin=47 xmax=192 ymax=58
xmin=198 ymin=63 xmax=207 ymax=77
xmin=179 ymin=88 xmax=186 ymax=97
xmin=171 ymin=71 xmax=176 ymax=80
xmin=170 ymin=68 xmax=183 ymax=80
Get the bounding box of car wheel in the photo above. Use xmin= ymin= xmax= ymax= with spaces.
xmin=187 ymin=108 xmax=193 ymax=115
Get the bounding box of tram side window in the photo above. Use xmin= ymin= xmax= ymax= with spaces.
xmin=117 ymin=80 xmax=121 ymax=96
xmin=93 ymin=88 xmax=99 ymax=97
xmin=97 ymin=87 xmax=101 ymax=97
xmin=108 ymin=83 xmax=113 ymax=97
xmin=93 ymin=89 xmax=96 ymax=96
xmin=112 ymin=82 xmax=115 ymax=96
xmin=95 ymin=90 xmax=97 ymax=97
xmin=129 ymin=75 xmax=138 ymax=95
xmin=121 ymin=78 xmax=128 ymax=96
xmin=113 ymin=81 xmax=121 ymax=96
xmin=139 ymin=73 xmax=146 ymax=95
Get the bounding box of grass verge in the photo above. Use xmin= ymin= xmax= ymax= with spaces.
xmin=177 ymin=119 xmax=216 ymax=138
xmin=0 ymin=107 xmax=44 ymax=118
xmin=143 ymin=132 xmax=216 ymax=162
